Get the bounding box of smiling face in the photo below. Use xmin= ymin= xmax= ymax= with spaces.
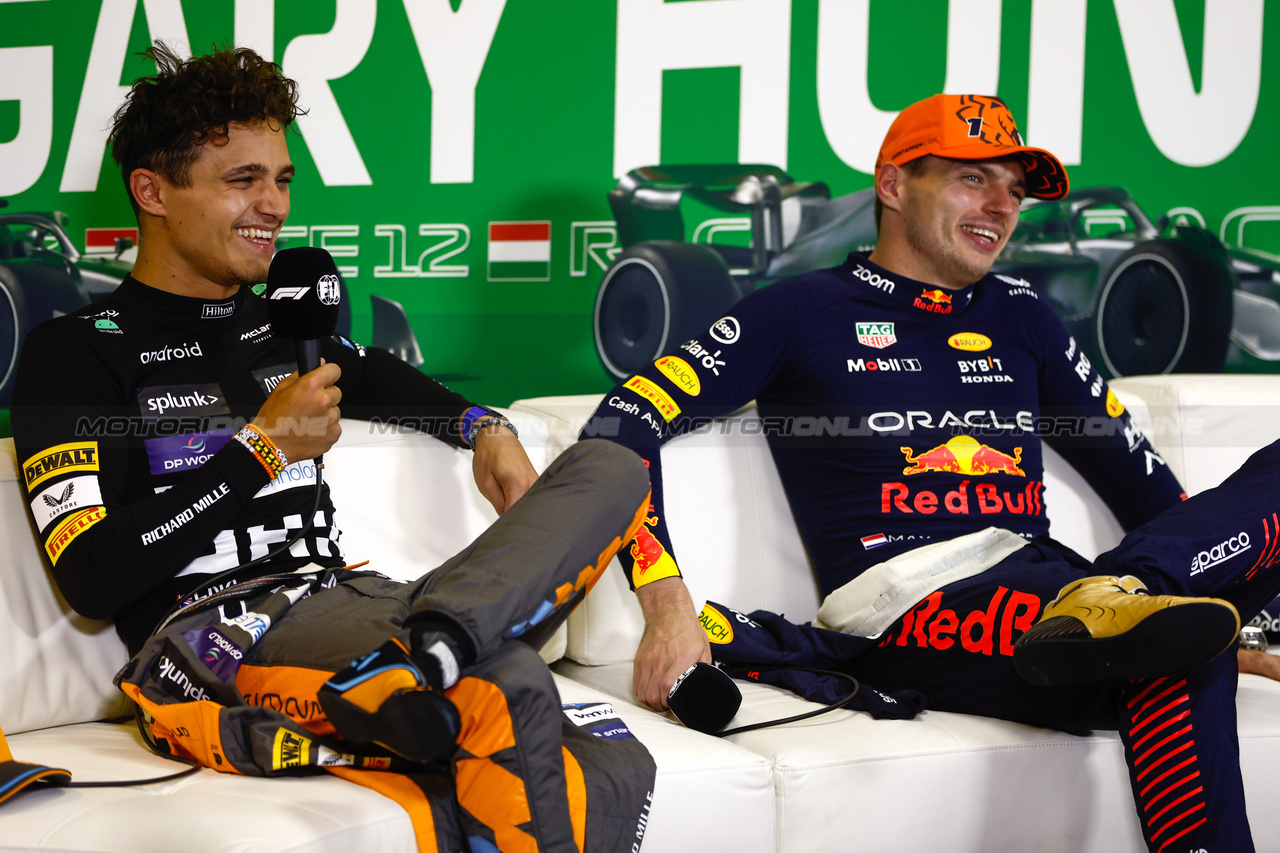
xmin=132 ymin=120 xmax=293 ymax=297
xmin=871 ymin=155 xmax=1026 ymax=290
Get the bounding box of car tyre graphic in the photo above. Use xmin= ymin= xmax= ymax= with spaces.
xmin=594 ymin=241 xmax=739 ymax=380
xmin=0 ymin=266 xmax=26 ymax=403
xmin=1095 ymin=240 xmax=1232 ymax=377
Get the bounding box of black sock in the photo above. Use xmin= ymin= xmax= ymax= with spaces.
xmin=399 ymin=616 xmax=473 ymax=691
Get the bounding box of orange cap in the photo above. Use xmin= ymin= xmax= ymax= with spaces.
xmin=876 ymin=94 xmax=1068 ymax=200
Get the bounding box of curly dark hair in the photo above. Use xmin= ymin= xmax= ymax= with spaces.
xmin=109 ymin=42 xmax=302 ymax=211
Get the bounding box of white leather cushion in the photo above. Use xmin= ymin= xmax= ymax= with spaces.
xmin=3 ymin=721 xmax=417 ymax=853
xmin=554 ymin=674 xmax=775 ymax=853
xmin=2 ymin=676 xmax=775 ymax=853
xmin=0 ymin=438 xmax=130 ymax=735
xmin=562 ymin=660 xmax=1280 ymax=853
xmin=1110 ymin=374 xmax=1280 ymax=496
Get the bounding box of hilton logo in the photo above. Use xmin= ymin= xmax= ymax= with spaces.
xmin=202 ymin=303 xmax=235 ymax=319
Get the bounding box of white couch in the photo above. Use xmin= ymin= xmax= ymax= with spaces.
xmin=3 ymin=375 xmax=1280 ymax=852
xmin=0 ymin=411 xmax=772 ymax=853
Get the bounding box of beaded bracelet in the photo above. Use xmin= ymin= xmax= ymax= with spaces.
xmin=467 ymin=414 xmax=519 ymax=449
xmin=234 ymin=423 xmax=288 ymax=479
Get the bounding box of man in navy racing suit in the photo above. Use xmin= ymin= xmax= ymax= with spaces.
xmin=586 ymin=93 xmax=1280 ymax=852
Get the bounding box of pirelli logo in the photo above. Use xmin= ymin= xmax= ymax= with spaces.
xmin=45 ymin=506 xmax=106 ymax=565
xmin=24 ymin=442 xmax=99 ymax=491
xmin=624 ymin=376 xmax=681 ymax=422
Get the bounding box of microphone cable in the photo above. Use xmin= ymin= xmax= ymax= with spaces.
xmin=151 ymin=455 xmax=326 ymax=636
xmin=715 ymin=664 xmax=860 ymax=737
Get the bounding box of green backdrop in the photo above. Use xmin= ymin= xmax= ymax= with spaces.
xmin=1 ymin=0 xmax=1275 ymax=405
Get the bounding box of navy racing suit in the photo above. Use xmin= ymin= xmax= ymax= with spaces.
xmin=587 ymin=252 xmax=1280 ymax=852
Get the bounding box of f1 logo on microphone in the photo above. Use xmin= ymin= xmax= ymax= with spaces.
xmin=269 ymin=287 xmax=309 ymax=300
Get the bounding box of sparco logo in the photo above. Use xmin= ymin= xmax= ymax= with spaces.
xmin=201 ymin=303 xmax=235 ymax=319
xmin=317 ymin=274 xmax=341 ymax=306
xmin=140 ymin=342 xmax=203 ymax=364
xmin=852 ymin=263 xmax=895 ymax=294
xmin=1191 ymin=532 xmax=1251 ymax=575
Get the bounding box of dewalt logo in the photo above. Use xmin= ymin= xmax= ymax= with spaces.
xmin=272 ymin=728 xmax=312 ymax=770
xmin=24 ymin=442 xmax=99 ymax=490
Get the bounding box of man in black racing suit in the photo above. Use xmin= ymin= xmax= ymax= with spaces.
xmin=587 ymin=93 xmax=1280 ymax=852
xmin=12 ymin=43 xmax=655 ymax=853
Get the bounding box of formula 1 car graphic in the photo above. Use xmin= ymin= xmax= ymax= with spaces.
xmin=593 ymin=164 xmax=1271 ymax=381
xmin=0 ymin=204 xmax=133 ymax=403
xmin=0 ymin=201 xmax=429 ymax=408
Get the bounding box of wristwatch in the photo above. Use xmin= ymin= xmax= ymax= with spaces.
xmin=1240 ymin=626 xmax=1269 ymax=652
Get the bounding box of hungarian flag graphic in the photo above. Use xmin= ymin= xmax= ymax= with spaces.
xmin=84 ymin=227 xmax=138 ymax=256
xmin=488 ymin=221 xmax=551 ymax=281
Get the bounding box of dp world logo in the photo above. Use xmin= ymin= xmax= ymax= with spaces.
xmin=316 ymin=275 xmax=341 ymax=306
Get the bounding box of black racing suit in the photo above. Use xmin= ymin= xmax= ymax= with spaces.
xmin=13 ymin=276 xmax=656 ymax=852
xmin=588 ymin=253 xmax=1280 ymax=852
xmin=12 ymin=275 xmax=481 ymax=653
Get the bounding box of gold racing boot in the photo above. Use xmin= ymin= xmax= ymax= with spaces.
xmin=1013 ymin=575 xmax=1240 ymax=686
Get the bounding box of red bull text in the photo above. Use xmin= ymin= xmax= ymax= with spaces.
xmin=877 ymin=586 xmax=1041 ymax=657
xmin=881 ymin=480 xmax=1044 ymax=516
xmin=914 ymin=288 xmax=954 ymax=314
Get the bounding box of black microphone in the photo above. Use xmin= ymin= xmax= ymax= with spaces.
xmin=667 ymin=662 xmax=742 ymax=734
xmin=264 ymin=247 xmax=343 ymax=375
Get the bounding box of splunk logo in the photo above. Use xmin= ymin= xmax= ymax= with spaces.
xmin=139 ymin=341 xmax=203 ymax=364
xmin=1191 ymin=532 xmax=1251 ymax=575
xmin=139 ymin=383 xmax=227 ymax=417
xmin=157 ymin=656 xmax=209 ymax=702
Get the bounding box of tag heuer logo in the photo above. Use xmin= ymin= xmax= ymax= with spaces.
xmin=856 ymin=322 xmax=896 ymax=349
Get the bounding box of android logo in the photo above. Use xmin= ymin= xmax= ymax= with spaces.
xmin=94 ymin=319 xmax=119 ymax=330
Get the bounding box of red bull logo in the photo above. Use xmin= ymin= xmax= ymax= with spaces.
xmin=913 ymin=288 xmax=954 ymax=314
xmin=900 ymin=436 xmax=1024 ymax=476
xmin=628 ymin=514 xmax=681 ymax=588
xmin=631 ymin=526 xmax=664 ymax=573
